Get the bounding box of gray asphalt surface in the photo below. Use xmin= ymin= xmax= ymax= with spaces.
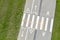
xmin=17 ymin=0 xmax=56 ymax=40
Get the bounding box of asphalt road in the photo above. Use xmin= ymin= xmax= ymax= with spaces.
xmin=17 ymin=0 xmax=56 ymax=40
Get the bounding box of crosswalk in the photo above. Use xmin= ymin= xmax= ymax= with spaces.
xmin=21 ymin=13 xmax=54 ymax=32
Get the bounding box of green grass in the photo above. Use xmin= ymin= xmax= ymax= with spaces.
xmin=0 ymin=0 xmax=26 ymax=40
xmin=0 ymin=0 xmax=60 ymax=40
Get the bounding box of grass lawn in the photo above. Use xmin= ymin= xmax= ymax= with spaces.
xmin=0 ymin=0 xmax=60 ymax=40
xmin=0 ymin=0 xmax=26 ymax=40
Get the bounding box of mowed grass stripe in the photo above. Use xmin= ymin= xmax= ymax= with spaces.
xmin=0 ymin=0 xmax=26 ymax=40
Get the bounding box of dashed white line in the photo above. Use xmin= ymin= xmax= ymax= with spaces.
xmin=30 ymin=15 xmax=35 ymax=28
xmin=40 ymin=17 xmax=45 ymax=30
xmin=44 ymin=18 xmax=49 ymax=31
xmin=35 ymin=16 xmax=39 ymax=29
xmin=21 ymin=13 xmax=26 ymax=26
xmin=26 ymin=14 xmax=30 ymax=27
xmin=50 ymin=18 xmax=54 ymax=32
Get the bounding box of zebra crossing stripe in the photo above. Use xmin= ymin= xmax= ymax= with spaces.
xmin=26 ymin=14 xmax=31 ymax=27
xmin=21 ymin=13 xmax=26 ymax=26
xmin=40 ymin=17 xmax=45 ymax=30
xmin=44 ymin=18 xmax=49 ymax=31
xmin=35 ymin=16 xmax=39 ymax=29
xmin=50 ymin=18 xmax=54 ymax=32
xmin=31 ymin=15 xmax=35 ymax=28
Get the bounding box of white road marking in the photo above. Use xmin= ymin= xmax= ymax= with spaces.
xmin=50 ymin=18 xmax=54 ymax=32
xmin=35 ymin=16 xmax=39 ymax=29
xmin=25 ymin=29 xmax=28 ymax=40
xmin=42 ymin=32 xmax=45 ymax=36
xmin=21 ymin=13 xmax=26 ymax=26
xmin=35 ymin=5 xmax=37 ymax=10
xmin=31 ymin=0 xmax=35 ymax=13
xmin=29 ymin=29 xmax=34 ymax=34
xmin=30 ymin=15 xmax=35 ymax=28
xmin=40 ymin=17 xmax=45 ymax=30
xmin=45 ymin=18 xmax=49 ymax=31
xmin=26 ymin=8 xmax=30 ymax=12
xmin=47 ymin=11 xmax=50 ymax=15
xmin=26 ymin=14 xmax=30 ymax=27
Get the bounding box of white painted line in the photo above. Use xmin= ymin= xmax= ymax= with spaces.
xmin=42 ymin=32 xmax=45 ymax=36
xmin=45 ymin=18 xmax=49 ymax=31
xmin=40 ymin=17 xmax=45 ymax=30
xmin=30 ymin=15 xmax=35 ymax=28
xmin=21 ymin=13 xmax=26 ymax=26
xmin=26 ymin=14 xmax=30 ymax=27
xmin=31 ymin=0 xmax=35 ymax=13
xmin=50 ymin=18 xmax=54 ymax=32
xmin=25 ymin=29 xmax=28 ymax=40
xmin=35 ymin=16 xmax=39 ymax=29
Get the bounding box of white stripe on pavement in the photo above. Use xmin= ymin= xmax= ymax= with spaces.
xmin=21 ymin=13 xmax=26 ymax=26
xmin=26 ymin=14 xmax=30 ymax=27
xmin=30 ymin=15 xmax=35 ymax=28
xmin=44 ymin=18 xmax=49 ymax=31
xmin=35 ymin=16 xmax=39 ymax=29
xmin=40 ymin=17 xmax=45 ymax=30
xmin=50 ymin=18 xmax=54 ymax=32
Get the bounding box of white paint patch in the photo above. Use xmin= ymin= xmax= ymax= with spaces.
xmin=40 ymin=17 xmax=45 ymax=30
xmin=26 ymin=8 xmax=30 ymax=12
xmin=30 ymin=15 xmax=35 ymax=28
xmin=26 ymin=14 xmax=30 ymax=27
xmin=45 ymin=18 xmax=49 ymax=31
xmin=35 ymin=5 xmax=37 ymax=10
xmin=35 ymin=16 xmax=39 ymax=29
xmin=50 ymin=18 xmax=54 ymax=32
xmin=47 ymin=11 xmax=50 ymax=15
xmin=21 ymin=13 xmax=26 ymax=26
xmin=21 ymin=31 xmax=24 ymax=37
xmin=42 ymin=32 xmax=45 ymax=36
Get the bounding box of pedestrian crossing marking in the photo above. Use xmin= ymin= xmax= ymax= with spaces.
xmin=50 ymin=18 xmax=54 ymax=32
xmin=31 ymin=15 xmax=35 ymax=28
xmin=35 ymin=16 xmax=39 ymax=29
xmin=21 ymin=13 xmax=26 ymax=26
xmin=40 ymin=17 xmax=45 ymax=30
xmin=44 ymin=18 xmax=49 ymax=31
xmin=26 ymin=14 xmax=31 ymax=27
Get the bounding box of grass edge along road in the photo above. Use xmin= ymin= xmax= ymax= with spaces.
xmin=52 ymin=0 xmax=60 ymax=40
